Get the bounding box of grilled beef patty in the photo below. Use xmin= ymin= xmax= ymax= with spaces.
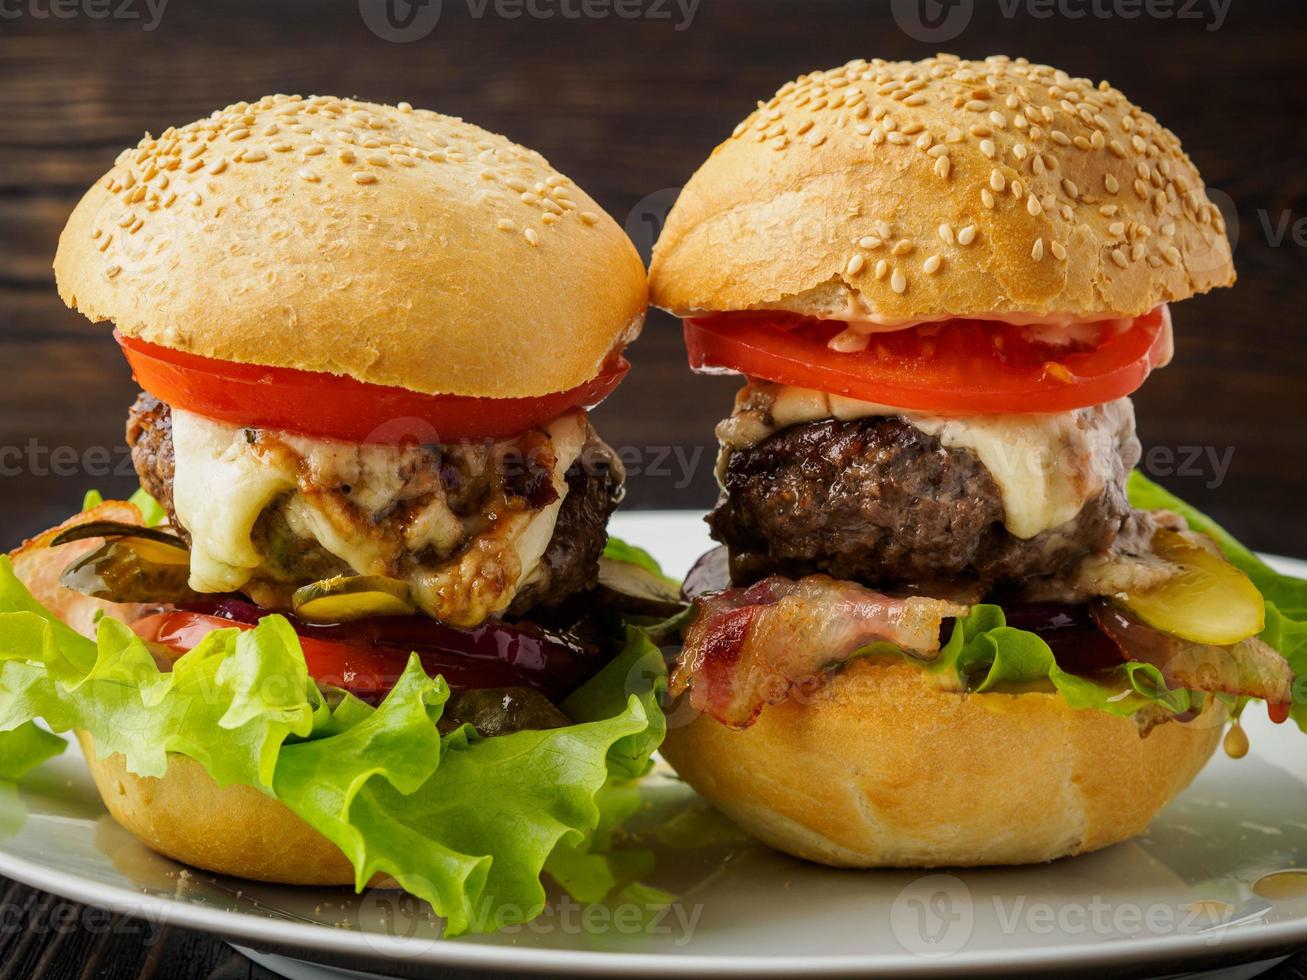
xmin=709 ymin=416 xmax=1134 ymax=591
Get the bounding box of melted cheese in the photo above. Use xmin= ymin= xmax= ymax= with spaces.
xmin=171 ymin=410 xmax=298 ymax=593
xmin=170 ymin=409 xmax=585 ymax=610
xmin=728 ymin=386 xmax=1135 ymax=540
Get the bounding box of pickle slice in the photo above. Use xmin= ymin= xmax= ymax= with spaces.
xmin=1118 ymin=529 xmax=1265 ymax=646
xmin=60 ymin=538 xmax=199 ymax=604
xmin=596 ymin=556 xmax=685 ymax=618
xmin=293 ymin=575 xmax=416 ymax=622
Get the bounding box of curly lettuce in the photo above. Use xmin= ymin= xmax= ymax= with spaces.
xmin=0 ymin=556 xmax=666 ymax=936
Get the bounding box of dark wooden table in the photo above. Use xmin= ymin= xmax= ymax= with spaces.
xmin=2 ymin=0 xmax=1306 ymax=976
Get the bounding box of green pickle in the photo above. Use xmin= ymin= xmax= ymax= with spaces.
xmin=1119 ymin=529 xmax=1265 ymax=646
xmin=292 ymin=574 xmax=416 ymax=622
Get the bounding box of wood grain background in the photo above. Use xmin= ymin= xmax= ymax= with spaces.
xmin=1 ymin=0 xmax=1304 ymax=556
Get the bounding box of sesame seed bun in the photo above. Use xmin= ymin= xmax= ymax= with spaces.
xmin=649 ymin=55 xmax=1235 ymax=322
xmin=77 ymin=731 xmax=383 ymax=886
xmin=55 ymin=95 xmax=647 ymax=399
xmin=659 ymin=659 xmax=1225 ymax=867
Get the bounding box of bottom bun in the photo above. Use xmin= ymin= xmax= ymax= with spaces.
xmin=77 ymin=731 xmax=381 ymax=886
xmin=660 ymin=659 xmax=1224 ymax=867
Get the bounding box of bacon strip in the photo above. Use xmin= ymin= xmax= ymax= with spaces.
xmin=670 ymin=575 xmax=967 ymax=729
xmin=1091 ymin=602 xmax=1293 ymax=708
xmin=9 ymin=502 xmax=153 ymax=639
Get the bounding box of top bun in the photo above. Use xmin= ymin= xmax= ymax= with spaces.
xmin=649 ymin=55 xmax=1235 ymax=323
xmin=55 ymin=95 xmax=647 ymax=398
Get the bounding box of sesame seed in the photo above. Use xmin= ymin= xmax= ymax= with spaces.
xmin=1109 ymin=221 xmax=1127 ymax=237
xmin=104 ymin=265 xmax=122 ymax=280
xmin=1026 ymin=194 xmax=1043 ymax=216
xmin=934 ymin=156 xmax=952 ymax=179
xmin=874 ymin=259 xmax=889 ymax=280
xmin=846 ymin=254 xmax=866 ymax=276
xmin=368 ymin=154 xmax=389 ymax=167
xmin=242 ymin=149 xmax=268 ymax=162
xmin=96 ymin=233 xmax=113 ymax=252
xmin=892 ymin=240 xmax=914 ymax=257
xmin=297 ymin=168 xmax=320 ymax=183
xmin=958 ymin=225 xmax=978 ymax=246
xmin=352 ymin=172 xmax=377 ymax=184
xmin=923 ymin=254 xmax=943 ymax=274
xmin=1165 ymin=246 xmax=1182 ymax=266
xmin=980 ymin=139 xmax=996 ymax=159
xmin=303 ymin=145 xmax=325 ymax=157
xmin=1131 ymin=242 xmax=1147 ymax=261
xmin=939 ymin=223 xmax=955 ymax=245
xmin=338 ymin=149 xmax=357 ymax=164
xmin=397 ymin=101 xmax=413 ymax=113
xmin=580 ymin=211 xmax=599 ymax=226
xmin=891 ymin=268 xmax=907 ymax=294
xmin=206 ymin=159 xmax=227 ymax=175
xmin=990 ymin=169 xmax=1006 ymax=192
xmin=1031 ymin=238 xmax=1045 ymax=261
xmin=857 ymin=236 xmax=882 ymax=250
xmin=1111 ymin=249 xmax=1128 ymax=268
xmin=982 ymin=189 xmax=996 ymax=209
xmin=1051 ymin=240 xmax=1068 ymax=261
xmin=524 ymin=228 xmax=540 ymax=246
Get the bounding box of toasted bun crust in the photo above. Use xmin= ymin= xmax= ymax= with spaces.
xmin=78 ymin=732 xmax=375 ymax=886
xmin=659 ymin=660 xmax=1223 ymax=867
xmin=649 ymin=55 xmax=1235 ymax=322
xmin=55 ymin=95 xmax=647 ymax=398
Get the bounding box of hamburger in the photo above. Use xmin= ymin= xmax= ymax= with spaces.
xmin=0 ymin=95 xmax=675 ymax=935
xmin=649 ymin=55 xmax=1306 ymax=867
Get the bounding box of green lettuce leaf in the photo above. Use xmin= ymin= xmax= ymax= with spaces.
xmin=82 ymin=486 xmax=167 ymax=527
xmin=1127 ymin=470 xmax=1307 ymax=725
xmin=927 ymin=603 xmax=1192 ymax=716
xmin=0 ymin=555 xmax=666 ymax=935
xmin=0 ymin=722 xmax=66 ymax=781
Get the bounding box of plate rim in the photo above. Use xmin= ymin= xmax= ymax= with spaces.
xmin=2 ymin=842 xmax=1307 ymax=978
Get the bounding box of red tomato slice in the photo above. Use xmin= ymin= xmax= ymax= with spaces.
xmin=131 ymin=606 xmax=598 ymax=703
xmin=116 ymin=332 xmax=629 ymax=443
xmin=685 ymin=307 xmax=1171 ymax=414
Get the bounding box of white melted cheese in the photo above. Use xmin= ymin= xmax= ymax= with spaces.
xmin=170 ymin=409 xmax=585 ymax=607
xmin=731 ymin=386 xmax=1136 ymax=540
xmin=171 ymin=410 xmax=298 ymax=593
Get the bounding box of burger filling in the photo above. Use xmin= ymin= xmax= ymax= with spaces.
xmin=711 ymin=381 xmax=1140 ymax=595
xmin=673 ymin=324 xmax=1301 ymax=735
xmin=125 ymin=394 xmax=620 ymax=626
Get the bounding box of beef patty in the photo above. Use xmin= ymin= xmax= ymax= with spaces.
xmin=125 ymin=393 xmax=621 ymax=612
xmin=709 ymin=416 xmax=1133 ymax=591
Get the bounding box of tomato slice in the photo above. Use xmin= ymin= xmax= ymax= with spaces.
xmin=685 ymin=307 xmax=1171 ymax=414
xmin=132 ymin=603 xmax=603 ymax=703
xmin=116 ymin=332 xmax=629 ymax=443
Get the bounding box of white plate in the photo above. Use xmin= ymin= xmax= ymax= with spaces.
xmin=2 ymin=512 xmax=1307 ymax=978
